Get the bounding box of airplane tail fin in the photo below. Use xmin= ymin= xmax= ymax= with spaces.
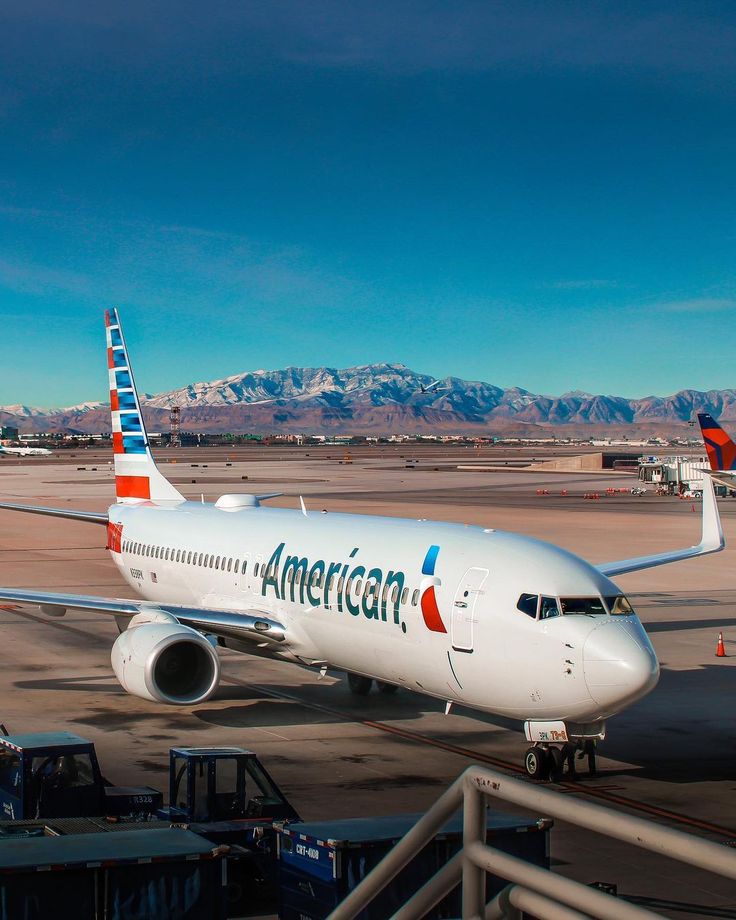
xmin=106 ymin=308 xmax=184 ymax=504
xmin=697 ymin=413 xmax=736 ymax=472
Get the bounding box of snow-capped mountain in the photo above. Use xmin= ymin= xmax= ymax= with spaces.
xmin=2 ymin=365 xmax=735 ymax=435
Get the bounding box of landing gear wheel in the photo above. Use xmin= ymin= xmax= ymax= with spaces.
xmin=524 ymin=746 xmax=549 ymax=780
xmin=347 ymin=674 xmax=373 ymax=696
xmin=547 ymin=746 xmax=564 ymax=781
xmin=377 ymin=682 xmax=398 ymax=694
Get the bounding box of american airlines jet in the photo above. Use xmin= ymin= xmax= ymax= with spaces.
xmin=0 ymin=311 xmax=725 ymax=780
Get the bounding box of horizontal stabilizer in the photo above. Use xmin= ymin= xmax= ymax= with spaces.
xmin=0 ymin=502 xmax=107 ymax=525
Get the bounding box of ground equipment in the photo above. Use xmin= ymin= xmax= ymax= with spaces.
xmin=160 ymin=745 xmax=299 ymax=824
xmin=0 ymin=732 xmax=161 ymax=821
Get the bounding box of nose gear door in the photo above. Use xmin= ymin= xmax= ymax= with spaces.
xmin=451 ymin=567 xmax=488 ymax=652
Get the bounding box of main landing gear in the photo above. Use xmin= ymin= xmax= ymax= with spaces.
xmin=523 ymin=740 xmax=597 ymax=781
xmin=346 ymin=674 xmax=399 ymax=696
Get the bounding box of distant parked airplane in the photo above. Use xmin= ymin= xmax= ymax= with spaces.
xmin=0 ymin=311 xmax=725 ymax=781
xmin=697 ymin=413 xmax=736 ymax=487
xmin=0 ymin=445 xmax=52 ymax=456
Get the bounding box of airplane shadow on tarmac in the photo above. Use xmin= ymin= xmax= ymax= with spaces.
xmin=194 ymin=681 xmax=434 ymax=728
xmin=597 ymin=664 xmax=736 ymax=783
xmin=645 ymin=618 xmax=736 ymax=633
xmin=15 ymin=674 xmax=121 ymax=694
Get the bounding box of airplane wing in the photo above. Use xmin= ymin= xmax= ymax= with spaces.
xmin=0 ymin=588 xmax=286 ymax=646
xmin=0 ymin=501 xmax=108 ymax=525
xmin=597 ymin=473 xmax=724 ymax=577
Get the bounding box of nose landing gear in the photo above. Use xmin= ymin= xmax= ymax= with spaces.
xmin=523 ymin=720 xmax=603 ymax=781
xmin=523 ymin=740 xmax=597 ymax=781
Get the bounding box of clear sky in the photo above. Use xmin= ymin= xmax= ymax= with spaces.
xmin=1 ymin=1 xmax=735 ymax=407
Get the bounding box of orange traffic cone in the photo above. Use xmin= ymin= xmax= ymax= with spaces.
xmin=716 ymin=632 xmax=726 ymax=657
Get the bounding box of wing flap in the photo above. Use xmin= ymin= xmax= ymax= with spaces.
xmin=0 ymin=588 xmax=286 ymax=644
xmin=597 ymin=473 xmax=724 ymax=577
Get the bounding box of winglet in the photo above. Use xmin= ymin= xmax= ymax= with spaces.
xmin=699 ymin=471 xmax=725 ymax=554
xmin=697 ymin=413 xmax=736 ymax=472
xmin=106 ymin=309 xmax=184 ymax=504
xmin=597 ymin=470 xmax=724 ymax=578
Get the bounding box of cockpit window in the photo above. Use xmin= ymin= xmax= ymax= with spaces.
xmin=604 ymin=595 xmax=634 ymax=616
xmin=558 ymin=597 xmax=607 ymax=616
xmin=517 ymin=594 xmax=538 ymax=618
xmin=539 ymin=596 xmax=559 ymax=619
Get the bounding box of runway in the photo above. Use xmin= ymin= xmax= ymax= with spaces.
xmin=1 ymin=445 xmax=735 ymax=918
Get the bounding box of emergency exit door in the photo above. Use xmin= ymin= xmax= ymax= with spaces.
xmin=451 ymin=567 xmax=488 ymax=652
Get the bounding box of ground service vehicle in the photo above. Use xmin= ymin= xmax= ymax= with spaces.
xmin=0 ymin=732 xmax=161 ymax=820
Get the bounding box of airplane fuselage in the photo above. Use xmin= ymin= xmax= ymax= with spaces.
xmin=109 ymin=499 xmax=659 ymax=727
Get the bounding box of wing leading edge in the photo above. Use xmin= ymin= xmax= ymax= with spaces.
xmin=0 ymin=587 xmax=286 ymax=645
xmin=597 ymin=473 xmax=724 ymax=578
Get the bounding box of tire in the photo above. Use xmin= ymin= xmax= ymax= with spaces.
xmin=524 ymin=746 xmax=549 ymax=780
xmin=548 ymin=746 xmax=564 ymax=781
xmin=347 ymin=674 xmax=373 ymax=695
xmin=377 ymin=682 xmax=398 ymax=694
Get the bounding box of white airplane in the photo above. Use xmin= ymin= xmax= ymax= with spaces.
xmin=0 ymin=310 xmax=725 ymax=780
xmin=418 ymin=379 xmax=448 ymax=394
xmin=0 ymin=445 xmax=52 ymax=456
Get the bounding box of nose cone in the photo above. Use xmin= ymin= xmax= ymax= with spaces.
xmin=583 ymin=619 xmax=659 ymax=714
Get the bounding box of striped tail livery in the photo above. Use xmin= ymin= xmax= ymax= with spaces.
xmin=697 ymin=413 xmax=736 ymax=473
xmin=106 ymin=308 xmax=184 ymax=503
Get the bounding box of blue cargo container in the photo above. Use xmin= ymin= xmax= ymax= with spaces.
xmin=277 ymin=811 xmax=551 ymax=920
xmin=0 ymin=827 xmax=226 ymax=920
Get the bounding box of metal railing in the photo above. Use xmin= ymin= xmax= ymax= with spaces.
xmin=327 ymin=765 xmax=736 ymax=920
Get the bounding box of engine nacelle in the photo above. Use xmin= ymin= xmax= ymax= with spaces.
xmin=111 ymin=610 xmax=220 ymax=705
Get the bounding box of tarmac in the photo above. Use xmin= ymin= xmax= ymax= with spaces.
xmin=0 ymin=444 xmax=735 ymax=919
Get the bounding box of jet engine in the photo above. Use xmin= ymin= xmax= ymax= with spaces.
xmin=111 ymin=610 xmax=220 ymax=705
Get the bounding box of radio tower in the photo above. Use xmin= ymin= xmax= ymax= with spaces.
xmin=169 ymin=406 xmax=181 ymax=448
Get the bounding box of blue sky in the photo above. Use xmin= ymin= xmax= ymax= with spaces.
xmin=1 ymin=1 xmax=735 ymax=406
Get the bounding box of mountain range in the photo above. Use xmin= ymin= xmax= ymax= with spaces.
xmin=2 ymin=364 xmax=735 ymax=437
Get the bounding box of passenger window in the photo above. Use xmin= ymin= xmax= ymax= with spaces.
xmin=517 ymin=594 xmax=538 ymax=618
xmin=241 ymin=561 xmax=247 ymax=575
xmin=411 ymin=589 xmax=419 ymax=606
xmin=165 ymin=549 xmax=170 ymax=561
xmin=401 ymin=587 xmax=409 ymax=605
xmin=539 ymin=596 xmax=559 ymax=619
xmin=354 ymin=578 xmax=362 ymax=594
xmin=187 ymin=551 xmax=192 ymax=564
xmin=254 ymin=563 xmax=260 ymax=576
xmin=391 ymin=584 xmax=399 ymax=603
xmin=227 ymin=558 xmax=232 ymax=573
xmin=337 ymin=576 xmax=344 ymax=593
xmin=198 ymin=553 xmax=203 ymax=566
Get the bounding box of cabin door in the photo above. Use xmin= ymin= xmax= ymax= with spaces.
xmin=451 ymin=567 xmax=488 ymax=653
